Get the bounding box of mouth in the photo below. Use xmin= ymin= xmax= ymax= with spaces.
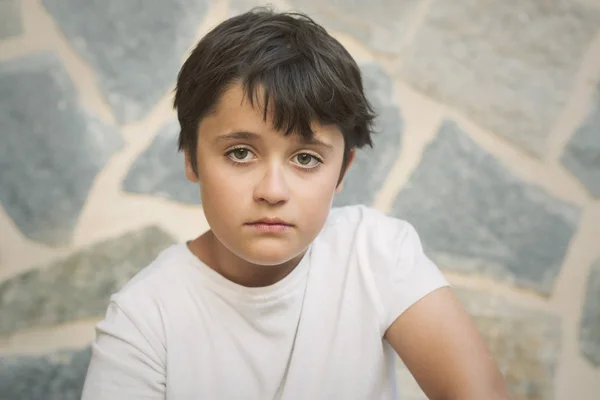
xmin=245 ymin=218 xmax=294 ymax=233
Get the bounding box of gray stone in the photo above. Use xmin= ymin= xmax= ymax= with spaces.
xmin=458 ymin=288 xmax=561 ymax=400
xmin=0 ymin=52 xmax=122 ymax=246
xmin=391 ymin=120 xmax=580 ymax=295
xmin=0 ymin=346 xmax=91 ymax=400
xmin=395 ymin=288 xmax=561 ymax=400
xmin=580 ymin=259 xmax=600 ymax=367
xmin=333 ymin=63 xmax=403 ymax=207
xmin=394 ymin=287 xmax=561 ymax=399
xmin=42 ymin=0 xmax=210 ymax=124
xmin=123 ymin=120 xmax=200 ymax=204
xmin=0 ymin=0 xmax=23 ymax=39
xmin=0 ymin=226 xmax=175 ymax=336
xmin=399 ymin=0 xmax=600 ymax=157
xmin=283 ymin=0 xmax=420 ymax=55
xmin=561 ymin=88 xmax=600 ymax=198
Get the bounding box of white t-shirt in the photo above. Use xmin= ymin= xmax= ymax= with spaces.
xmin=81 ymin=205 xmax=449 ymax=400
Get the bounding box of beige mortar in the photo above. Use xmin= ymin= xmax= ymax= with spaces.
xmin=547 ymin=30 xmax=600 ymax=164
xmin=0 ymin=318 xmax=101 ymax=356
xmin=18 ymin=0 xmax=116 ymax=124
xmin=0 ymin=206 xmax=74 ymax=282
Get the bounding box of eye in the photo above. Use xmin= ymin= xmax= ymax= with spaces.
xmin=226 ymin=147 xmax=256 ymax=163
xmin=292 ymin=153 xmax=322 ymax=168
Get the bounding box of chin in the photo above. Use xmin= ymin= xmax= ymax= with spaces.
xmin=241 ymin=251 xmax=295 ymax=267
xmin=239 ymin=243 xmax=303 ymax=267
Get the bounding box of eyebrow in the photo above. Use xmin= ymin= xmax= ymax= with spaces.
xmin=215 ymin=130 xmax=334 ymax=150
xmin=215 ymin=131 xmax=261 ymax=142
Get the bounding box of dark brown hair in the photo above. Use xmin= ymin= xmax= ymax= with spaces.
xmin=173 ymin=7 xmax=376 ymax=183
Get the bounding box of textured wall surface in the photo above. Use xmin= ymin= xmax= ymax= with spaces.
xmin=1 ymin=0 xmax=599 ymax=399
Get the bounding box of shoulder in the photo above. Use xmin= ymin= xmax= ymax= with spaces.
xmin=116 ymin=244 xmax=190 ymax=294
xmin=324 ymin=204 xmax=418 ymax=257
xmin=326 ymin=204 xmax=411 ymax=231
xmin=324 ymin=205 xmax=449 ymax=328
xmin=93 ymin=244 xmax=197 ymax=350
xmin=321 ymin=204 xmax=432 ymax=284
xmin=106 ymin=243 xmax=195 ymax=320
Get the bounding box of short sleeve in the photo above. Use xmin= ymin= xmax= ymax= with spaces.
xmin=383 ymin=222 xmax=450 ymax=328
xmin=361 ymin=211 xmax=450 ymax=331
xmin=81 ymin=296 xmax=166 ymax=399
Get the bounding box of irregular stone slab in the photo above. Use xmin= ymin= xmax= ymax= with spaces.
xmin=580 ymin=259 xmax=600 ymax=367
xmin=0 ymin=226 xmax=175 ymax=336
xmin=0 ymin=52 xmax=123 ymax=246
xmin=395 ymin=288 xmax=561 ymax=400
xmin=561 ymin=87 xmax=600 ymax=198
xmin=123 ymin=120 xmax=200 ymax=204
xmin=283 ymin=0 xmax=420 ymax=55
xmin=399 ymin=0 xmax=600 ymax=157
xmin=42 ymin=0 xmax=210 ymax=124
xmin=458 ymin=288 xmax=561 ymax=399
xmin=333 ymin=63 xmax=403 ymax=207
xmin=0 ymin=346 xmax=91 ymax=400
xmin=0 ymin=0 xmax=23 ymax=39
xmin=391 ymin=120 xmax=580 ymax=295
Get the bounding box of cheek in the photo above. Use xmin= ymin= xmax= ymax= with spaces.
xmin=294 ymin=179 xmax=335 ymax=205
xmin=292 ymin=170 xmax=338 ymax=219
xmin=200 ymin=169 xmax=248 ymax=213
xmin=199 ymin=176 xmax=245 ymax=246
xmin=196 ymin=159 xmax=241 ymax=214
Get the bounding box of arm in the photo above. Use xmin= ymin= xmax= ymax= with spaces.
xmin=385 ymin=286 xmax=513 ymax=400
xmin=81 ymin=300 xmax=166 ymax=399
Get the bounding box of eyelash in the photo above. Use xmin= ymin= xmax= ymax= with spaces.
xmin=225 ymin=146 xmax=324 ymax=170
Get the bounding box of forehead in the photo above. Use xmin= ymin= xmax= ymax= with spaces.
xmin=199 ymin=83 xmax=344 ymax=146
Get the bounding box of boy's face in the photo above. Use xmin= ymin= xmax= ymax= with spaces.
xmin=186 ymin=83 xmax=352 ymax=266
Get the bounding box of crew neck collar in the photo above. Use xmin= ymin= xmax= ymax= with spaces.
xmin=178 ymin=243 xmax=312 ymax=305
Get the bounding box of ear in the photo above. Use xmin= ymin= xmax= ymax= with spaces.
xmin=184 ymin=150 xmax=199 ymax=183
xmin=335 ymin=149 xmax=356 ymax=194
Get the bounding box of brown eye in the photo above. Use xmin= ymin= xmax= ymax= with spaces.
xmin=232 ymin=148 xmax=248 ymax=160
xmin=297 ymin=153 xmax=312 ymax=165
xmin=293 ymin=153 xmax=321 ymax=168
xmin=226 ymin=147 xmax=255 ymax=163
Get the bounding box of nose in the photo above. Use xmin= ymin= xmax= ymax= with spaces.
xmin=253 ymin=163 xmax=290 ymax=205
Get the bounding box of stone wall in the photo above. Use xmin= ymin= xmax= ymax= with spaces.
xmin=1 ymin=0 xmax=599 ymax=399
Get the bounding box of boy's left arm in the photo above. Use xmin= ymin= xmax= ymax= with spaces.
xmin=384 ymin=286 xmax=513 ymax=400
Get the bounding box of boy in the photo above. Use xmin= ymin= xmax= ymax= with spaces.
xmin=82 ymin=8 xmax=512 ymax=400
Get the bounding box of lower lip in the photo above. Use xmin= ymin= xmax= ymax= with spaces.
xmin=246 ymin=223 xmax=291 ymax=233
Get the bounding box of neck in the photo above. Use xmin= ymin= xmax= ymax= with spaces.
xmin=189 ymin=231 xmax=304 ymax=288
